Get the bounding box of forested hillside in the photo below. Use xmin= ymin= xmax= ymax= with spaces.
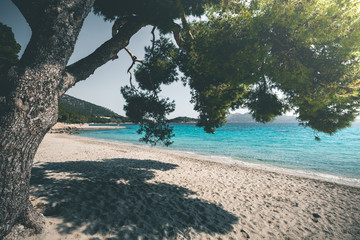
xmin=58 ymin=95 xmax=128 ymax=123
xmin=169 ymin=117 xmax=198 ymax=123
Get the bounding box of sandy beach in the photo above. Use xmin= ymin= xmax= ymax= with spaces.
xmin=8 ymin=133 xmax=360 ymax=239
xmin=49 ymin=123 xmax=126 ymax=133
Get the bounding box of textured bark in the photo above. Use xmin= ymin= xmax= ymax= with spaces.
xmin=0 ymin=1 xmax=93 ymax=236
xmin=0 ymin=0 xmax=132 ymax=237
xmin=0 ymin=0 xmax=146 ymax=237
xmin=59 ymin=18 xmax=145 ymax=96
xmin=0 ymin=0 xmax=147 ymax=236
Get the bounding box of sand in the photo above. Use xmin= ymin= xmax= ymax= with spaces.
xmin=49 ymin=123 xmax=126 ymax=133
xmin=8 ymin=134 xmax=360 ymax=239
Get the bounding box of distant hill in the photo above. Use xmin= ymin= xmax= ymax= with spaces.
xmin=169 ymin=116 xmax=198 ymax=123
xmin=58 ymin=94 xmax=128 ymax=123
xmin=226 ymin=113 xmax=297 ymax=123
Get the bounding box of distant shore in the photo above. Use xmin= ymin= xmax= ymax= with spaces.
xmin=49 ymin=122 xmax=126 ymax=133
xmin=7 ymin=133 xmax=359 ymax=240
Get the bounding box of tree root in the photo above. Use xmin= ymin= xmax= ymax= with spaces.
xmin=3 ymin=200 xmax=45 ymax=239
xmin=19 ymin=200 xmax=45 ymax=234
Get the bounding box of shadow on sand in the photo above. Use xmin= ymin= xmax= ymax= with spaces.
xmin=31 ymin=158 xmax=238 ymax=239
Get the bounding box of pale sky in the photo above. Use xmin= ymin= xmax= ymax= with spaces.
xmin=0 ymin=0 xmax=211 ymax=118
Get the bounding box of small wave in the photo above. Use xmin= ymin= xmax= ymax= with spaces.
xmin=78 ymin=124 xmax=360 ymax=187
xmin=164 ymin=149 xmax=360 ymax=188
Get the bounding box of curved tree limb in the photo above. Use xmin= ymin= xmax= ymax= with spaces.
xmin=172 ymin=24 xmax=189 ymax=52
xmin=123 ymin=27 xmax=157 ymax=95
xmin=176 ymin=0 xmax=194 ymax=40
xmin=124 ymin=47 xmax=144 ymax=88
xmin=171 ymin=0 xmax=193 ymax=53
xmin=150 ymin=26 xmax=156 ymax=54
xmin=59 ymin=18 xmax=146 ymax=96
xmin=12 ymin=0 xmax=94 ymax=68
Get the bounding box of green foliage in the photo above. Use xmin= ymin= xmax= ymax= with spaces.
xmin=58 ymin=94 xmax=128 ymax=123
xmin=178 ymin=0 xmax=360 ymax=135
xmin=254 ymin=0 xmax=360 ymax=134
xmin=58 ymin=104 xmax=120 ymax=123
xmin=95 ymin=0 xmax=360 ymax=144
xmin=121 ymin=86 xmax=175 ymax=146
xmin=135 ymin=37 xmax=178 ymax=91
xmin=122 ymin=38 xmax=179 ymax=145
xmin=0 ymin=22 xmax=20 ymax=96
xmin=58 ymin=104 xmax=90 ymax=123
xmin=93 ymin=0 xmax=219 ymax=33
xmin=169 ymin=116 xmax=198 ymax=123
xmin=138 ymin=121 xmax=175 ymax=147
xmin=176 ymin=10 xmax=262 ymax=132
xmin=245 ymin=83 xmax=287 ymax=123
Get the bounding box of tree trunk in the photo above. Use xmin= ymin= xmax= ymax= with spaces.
xmin=0 ymin=0 xmax=145 ymax=237
xmin=0 ymin=45 xmax=69 ymax=238
xmin=0 ymin=0 xmax=94 ymax=237
xmin=0 ymin=96 xmax=58 ymax=237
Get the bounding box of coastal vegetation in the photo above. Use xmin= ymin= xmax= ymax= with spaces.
xmin=169 ymin=116 xmax=198 ymax=123
xmin=0 ymin=0 xmax=359 ymax=238
xmin=58 ymin=94 xmax=128 ymax=123
xmin=58 ymin=94 xmax=197 ymax=124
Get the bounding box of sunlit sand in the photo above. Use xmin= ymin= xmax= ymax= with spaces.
xmin=18 ymin=134 xmax=360 ymax=239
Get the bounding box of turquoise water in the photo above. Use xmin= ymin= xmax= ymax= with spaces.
xmin=80 ymin=122 xmax=360 ymax=185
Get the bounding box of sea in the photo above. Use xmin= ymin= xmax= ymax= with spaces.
xmin=79 ymin=122 xmax=360 ymax=187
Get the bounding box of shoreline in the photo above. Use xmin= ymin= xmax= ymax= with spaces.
xmin=11 ymin=133 xmax=360 ymax=239
xmin=75 ymin=134 xmax=360 ymax=188
xmin=49 ymin=122 xmax=126 ymax=133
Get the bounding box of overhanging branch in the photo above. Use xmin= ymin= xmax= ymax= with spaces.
xmin=176 ymin=0 xmax=194 ymax=40
xmin=124 ymin=47 xmax=144 ymax=88
xmin=59 ymin=18 xmax=146 ymax=95
xmin=150 ymin=26 xmax=156 ymax=54
xmin=173 ymin=24 xmax=189 ymax=52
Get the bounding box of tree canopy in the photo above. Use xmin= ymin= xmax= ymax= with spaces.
xmin=2 ymin=0 xmax=360 ymax=145
xmin=93 ymin=0 xmax=360 ymax=144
